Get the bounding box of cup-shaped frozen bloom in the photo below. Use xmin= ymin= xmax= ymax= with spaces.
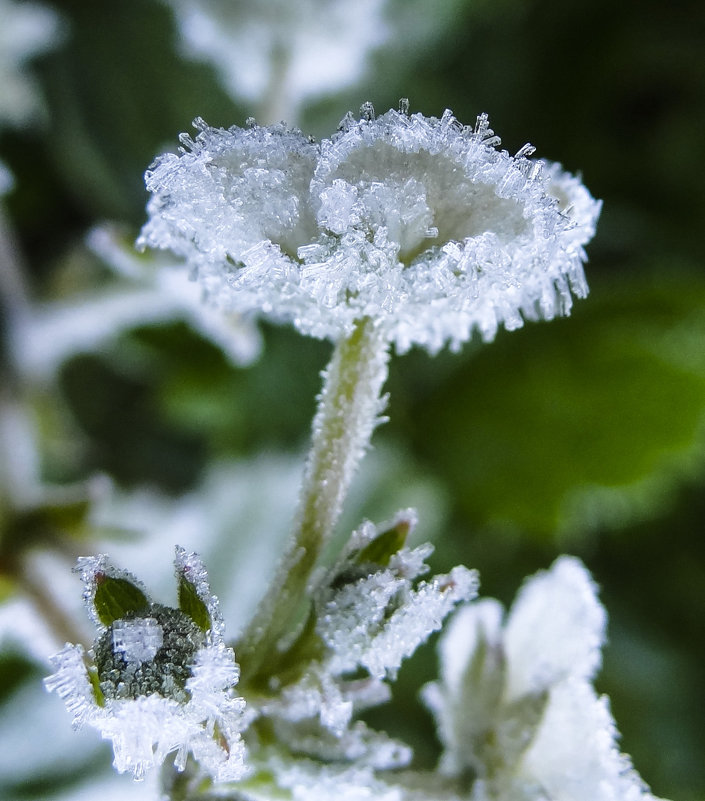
xmin=423 ymin=557 xmax=666 ymax=801
xmin=139 ymin=105 xmax=601 ymax=354
xmin=44 ymin=547 xmax=247 ymax=782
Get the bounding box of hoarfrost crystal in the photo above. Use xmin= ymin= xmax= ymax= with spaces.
xmin=139 ymin=104 xmax=601 ymax=354
xmin=423 ymin=557 xmax=667 ymax=801
xmin=44 ymin=548 xmax=248 ymax=782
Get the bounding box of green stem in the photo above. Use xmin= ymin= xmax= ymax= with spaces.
xmin=238 ymin=318 xmax=390 ymax=681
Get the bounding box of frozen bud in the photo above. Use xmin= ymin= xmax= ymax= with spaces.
xmin=164 ymin=0 xmax=389 ymax=118
xmin=139 ymin=105 xmax=600 ymax=354
xmin=45 ymin=547 xmax=248 ymax=782
xmin=424 ymin=557 xmax=667 ymax=801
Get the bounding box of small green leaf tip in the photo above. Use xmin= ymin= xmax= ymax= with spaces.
xmin=174 ymin=546 xmax=215 ymax=634
xmin=355 ymin=516 xmax=412 ymax=567
xmin=93 ymin=573 xmax=149 ymax=627
xmin=178 ymin=573 xmax=212 ymax=632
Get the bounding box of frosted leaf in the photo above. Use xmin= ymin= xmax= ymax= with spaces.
xmin=74 ymin=554 xmax=149 ymax=628
xmin=44 ymin=550 xmax=248 ymax=782
xmin=425 ymin=557 xmax=668 ymax=801
xmin=518 ymin=680 xmax=660 ymax=801
xmin=258 ymin=514 xmax=477 ymax=761
xmin=140 ymin=107 xmax=601 ymax=354
xmin=270 ymin=719 xmax=411 ymax=770
xmin=164 ymin=0 xmax=389 ymax=120
xmin=503 ymin=555 xmax=606 ymax=699
xmin=0 ymin=0 xmax=61 ymax=129
xmin=274 ymin=760 xmax=404 ymax=801
xmin=9 ymin=225 xmax=261 ymax=382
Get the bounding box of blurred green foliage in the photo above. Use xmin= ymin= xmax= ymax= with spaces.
xmin=1 ymin=0 xmax=704 ymax=799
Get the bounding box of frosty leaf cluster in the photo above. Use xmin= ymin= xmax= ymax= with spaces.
xmin=139 ymin=104 xmax=601 ymax=354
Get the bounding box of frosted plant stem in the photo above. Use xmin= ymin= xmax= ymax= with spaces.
xmin=238 ymin=317 xmax=390 ymax=681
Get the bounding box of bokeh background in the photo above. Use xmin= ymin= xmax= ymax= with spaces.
xmin=1 ymin=0 xmax=704 ymax=799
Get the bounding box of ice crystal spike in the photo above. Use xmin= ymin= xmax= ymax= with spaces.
xmin=140 ymin=105 xmax=600 ymax=354
xmin=425 ymin=557 xmax=665 ymax=801
xmin=45 ymin=549 xmax=247 ymax=782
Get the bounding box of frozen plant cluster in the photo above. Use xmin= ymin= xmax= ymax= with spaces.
xmin=44 ymin=548 xmax=248 ymax=782
xmin=253 ymin=511 xmax=477 ymax=768
xmin=424 ymin=557 xmax=663 ymax=801
xmin=139 ymin=103 xmax=601 ymax=354
xmin=165 ymin=0 xmax=389 ymax=121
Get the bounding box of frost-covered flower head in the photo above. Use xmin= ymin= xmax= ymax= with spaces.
xmin=423 ymin=557 xmax=665 ymax=801
xmin=139 ymin=104 xmax=601 ymax=354
xmin=0 ymin=0 xmax=60 ymax=128
xmin=44 ymin=547 xmax=248 ymax=782
xmin=165 ymin=0 xmax=389 ymax=120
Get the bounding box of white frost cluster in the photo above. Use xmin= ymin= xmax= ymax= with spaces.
xmin=0 ymin=0 xmax=60 ymax=128
xmin=423 ymin=557 xmax=667 ymax=801
xmin=139 ymin=105 xmax=601 ymax=354
xmin=44 ymin=548 xmax=248 ymax=782
xmin=165 ymin=0 xmax=389 ymax=120
xmin=259 ymin=512 xmax=478 ymax=768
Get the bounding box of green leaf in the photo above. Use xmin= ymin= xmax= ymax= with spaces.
xmin=177 ymin=574 xmax=211 ymax=633
xmin=412 ymin=269 xmax=705 ymax=540
xmin=93 ymin=574 xmax=149 ymax=626
xmin=355 ymin=518 xmax=412 ymax=566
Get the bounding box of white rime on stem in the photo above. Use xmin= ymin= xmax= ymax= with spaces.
xmin=239 ymin=318 xmax=390 ymax=674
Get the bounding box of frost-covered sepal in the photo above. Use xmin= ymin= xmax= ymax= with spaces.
xmin=424 ymin=556 xmax=668 ymax=801
xmin=44 ymin=547 xmax=248 ymax=783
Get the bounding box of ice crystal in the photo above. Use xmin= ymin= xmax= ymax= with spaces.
xmin=423 ymin=557 xmax=667 ymax=801
xmin=140 ymin=105 xmax=601 ymax=354
xmin=165 ymin=0 xmax=389 ymax=120
xmin=44 ymin=548 xmax=247 ymax=782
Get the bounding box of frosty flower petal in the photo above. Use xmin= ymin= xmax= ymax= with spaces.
xmin=424 ymin=557 xmax=666 ymax=801
xmin=44 ymin=548 xmax=247 ymax=782
xmin=139 ymin=105 xmax=600 ymax=354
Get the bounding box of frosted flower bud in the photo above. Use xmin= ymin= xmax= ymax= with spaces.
xmin=423 ymin=557 xmax=667 ymax=801
xmin=164 ymin=0 xmax=389 ymax=118
xmin=44 ymin=547 xmax=248 ymax=782
xmin=139 ymin=104 xmax=601 ymax=354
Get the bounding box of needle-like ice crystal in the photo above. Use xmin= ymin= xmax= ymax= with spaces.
xmin=139 ymin=103 xmax=601 ymax=354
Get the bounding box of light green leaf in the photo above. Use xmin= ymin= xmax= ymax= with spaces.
xmin=414 ymin=270 xmax=705 ymax=540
